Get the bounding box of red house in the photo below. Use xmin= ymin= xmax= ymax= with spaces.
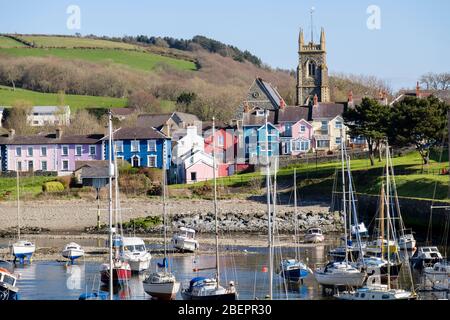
xmin=203 ymin=121 xmax=236 ymax=177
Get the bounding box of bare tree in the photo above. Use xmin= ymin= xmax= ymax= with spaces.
xmin=420 ymin=72 xmax=450 ymax=90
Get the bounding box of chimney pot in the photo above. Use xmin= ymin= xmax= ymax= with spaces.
xmin=348 ymin=91 xmax=353 ymax=102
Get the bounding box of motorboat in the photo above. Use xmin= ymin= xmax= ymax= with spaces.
xmin=304 ymin=228 xmax=325 ymax=243
xmin=279 ymin=259 xmax=312 ymax=283
xmin=62 ymin=242 xmax=85 ymax=264
xmin=0 ymin=267 xmax=19 ymax=300
xmin=121 ymin=237 xmax=151 ymax=272
xmin=351 ymin=222 xmax=369 ymax=238
xmin=364 ymin=238 xmax=398 ymax=257
xmin=335 ymin=283 xmax=416 ymax=300
xmin=143 ymin=270 xmax=180 ymax=300
xmin=398 ymin=232 xmax=416 ymax=251
xmin=411 ymin=246 xmax=443 ymax=269
xmin=172 ymin=227 xmax=199 ymax=252
xmin=181 ymin=277 xmax=237 ymax=300
xmin=10 ymin=240 xmax=35 ymax=264
xmin=424 ymin=261 xmax=450 ymax=290
xmin=313 ymin=262 xmax=367 ymax=287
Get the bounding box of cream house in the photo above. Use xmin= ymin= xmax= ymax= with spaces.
xmin=27 ymin=106 xmax=71 ymax=126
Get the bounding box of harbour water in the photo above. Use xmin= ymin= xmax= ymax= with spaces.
xmin=1 ymin=235 xmax=448 ymax=300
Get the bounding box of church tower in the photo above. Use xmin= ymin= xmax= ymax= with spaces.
xmin=296 ymin=27 xmax=330 ymax=106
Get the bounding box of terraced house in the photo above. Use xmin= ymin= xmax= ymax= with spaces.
xmin=103 ymin=127 xmax=171 ymax=170
xmin=0 ymin=128 xmax=103 ymax=175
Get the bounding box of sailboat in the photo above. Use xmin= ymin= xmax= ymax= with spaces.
xmin=279 ymin=169 xmax=312 ymax=284
xmin=143 ymin=140 xmax=180 ymax=300
xmin=314 ymin=130 xmax=367 ymax=288
xmin=181 ymin=117 xmax=238 ymax=300
xmin=10 ymin=165 xmax=35 ymax=264
xmin=335 ymin=141 xmax=416 ymax=300
xmin=99 ymin=112 xmax=131 ymax=287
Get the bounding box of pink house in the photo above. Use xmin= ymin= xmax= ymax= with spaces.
xmin=183 ymin=150 xmax=216 ymax=184
xmin=203 ymin=122 xmax=236 ymax=177
xmin=277 ymin=106 xmax=313 ymax=155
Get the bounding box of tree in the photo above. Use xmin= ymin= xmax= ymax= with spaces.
xmin=388 ymin=95 xmax=449 ymax=165
xmin=420 ymin=72 xmax=450 ymax=90
xmin=343 ymin=98 xmax=390 ymax=166
xmin=5 ymin=100 xmax=34 ymax=135
xmin=128 ymin=90 xmax=161 ymax=113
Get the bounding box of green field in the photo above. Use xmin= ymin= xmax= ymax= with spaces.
xmin=172 ymin=151 xmax=450 ymax=201
xmin=0 ymin=86 xmax=127 ymax=110
xmin=0 ymin=36 xmax=26 ymax=48
xmin=0 ymin=175 xmax=55 ymax=199
xmin=18 ymin=35 xmax=138 ymax=50
xmin=0 ymin=47 xmax=197 ymax=72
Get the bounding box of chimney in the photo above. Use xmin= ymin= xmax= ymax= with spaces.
xmin=8 ymin=128 xmax=15 ymax=139
xmin=348 ymin=91 xmax=353 ymax=103
xmin=313 ymin=94 xmax=318 ymax=107
xmin=416 ymin=81 xmax=421 ymax=98
xmin=55 ymin=128 xmax=63 ymax=139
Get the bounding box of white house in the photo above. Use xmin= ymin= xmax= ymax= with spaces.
xmin=27 ymin=106 xmax=71 ymax=126
xmin=171 ymin=126 xmax=204 ymax=164
xmin=0 ymin=107 xmax=5 ymax=127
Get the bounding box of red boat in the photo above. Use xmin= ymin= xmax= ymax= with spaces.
xmin=100 ymin=261 xmax=131 ymax=286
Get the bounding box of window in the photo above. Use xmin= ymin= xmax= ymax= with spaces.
xmin=17 ymin=162 xmax=22 ymax=171
xmin=28 ymin=160 xmax=34 ymax=171
xmin=33 ymin=120 xmax=39 ymax=125
xmin=62 ymin=145 xmax=69 ymax=156
xmin=191 ymin=172 xmax=197 ymax=182
xmin=115 ymin=141 xmax=124 ymax=153
xmin=131 ymin=140 xmax=140 ymax=152
xmin=41 ymin=161 xmax=48 ymax=171
xmin=317 ymin=140 xmax=330 ymax=148
xmin=27 ymin=147 xmax=33 ymax=156
xmin=147 ymin=140 xmax=157 ymax=152
xmin=89 ymin=145 xmax=96 ymax=156
xmin=256 ymin=109 xmax=265 ymax=117
xmin=62 ymin=160 xmax=69 ymax=171
xmin=75 ymin=145 xmax=82 ymax=156
xmin=292 ymin=140 xmax=310 ymax=152
xmin=147 ymin=155 xmax=157 ymax=168
xmin=308 ymin=61 xmax=316 ymax=77
xmin=321 ymin=121 xmax=328 ymax=132
xmin=336 ymin=137 xmax=342 ymax=145
xmin=16 ymin=147 xmax=22 ymax=157
xmin=300 ymin=125 xmax=306 ymax=133
xmin=41 ymin=146 xmax=47 ymax=157
xmin=217 ymin=135 xmax=224 ymax=147
xmin=335 ymin=121 xmax=343 ymax=129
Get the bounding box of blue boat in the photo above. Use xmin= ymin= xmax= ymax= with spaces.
xmin=79 ymin=291 xmax=109 ymax=300
xmin=279 ymin=259 xmax=312 ymax=283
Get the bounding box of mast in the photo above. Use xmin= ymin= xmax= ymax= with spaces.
xmin=265 ymin=111 xmax=273 ymax=299
xmin=107 ymin=111 xmax=114 ymax=300
xmin=162 ymin=139 xmax=168 ymax=272
xmin=380 ymin=182 xmax=385 ymax=256
xmin=212 ymin=117 xmax=220 ymax=288
xmin=16 ymin=165 xmax=20 ymax=240
xmin=340 ymin=129 xmax=348 ymax=265
xmin=294 ymin=168 xmax=298 ymax=260
xmin=385 ymin=141 xmax=391 ymax=289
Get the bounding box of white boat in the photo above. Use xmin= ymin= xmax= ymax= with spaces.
xmin=0 ymin=267 xmax=19 ymax=300
xmin=351 ymin=222 xmax=369 ymax=237
xmin=304 ymin=228 xmax=325 ymax=243
xmin=10 ymin=240 xmax=35 ymax=264
xmin=335 ymin=282 xmax=416 ymax=300
xmin=143 ymin=271 xmax=180 ymax=300
xmin=62 ymin=242 xmax=85 ymax=263
xmin=121 ymin=237 xmax=151 ymax=272
xmin=365 ymin=238 xmax=398 ymax=257
xmin=172 ymin=227 xmax=199 ymax=252
xmin=398 ymin=232 xmax=416 ymax=251
xmin=181 ymin=277 xmax=237 ymax=300
xmin=411 ymin=246 xmax=443 ymax=269
xmin=314 ymin=262 xmax=367 ymax=287
xmin=424 ymin=261 xmax=450 ymax=290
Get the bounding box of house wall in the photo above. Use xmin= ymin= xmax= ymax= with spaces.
xmin=311 ymin=117 xmax=347 ymax=151
xmin=204 ymin=128 xmax=235 ymax=165
xmin=57 ymin=144 xmax=102 ymax=174
xmin=172 ymin=127 xmax=204 ymax=166
xmin=104 ymin=139 xmax=170 ymax=169
xmin=185 ymin=161 xmax=214 ymax=184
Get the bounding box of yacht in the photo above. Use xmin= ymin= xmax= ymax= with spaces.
xmin=143 ymin=269 xmax=180 ymax=300
xmin=62 ymin=242 xmax=85 ymax=264
xmin=10 ymin=240 xmax=35 ymax=264
xmin=314 ymin=262 xmax=367 ymax=287
xmin=181 ymin=277 xmax=237 ymax=300
xmin=304 ymin=228 xmax=325 ymax=243
xmin=411 ymin=246 xmax=443 ymax=269
xmin=279 ymin=259 xmax=312 ymax=283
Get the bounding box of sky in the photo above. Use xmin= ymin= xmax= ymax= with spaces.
xmin=1 ymin=0 xmax=449 ymax=91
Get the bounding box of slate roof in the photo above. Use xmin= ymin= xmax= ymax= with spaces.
xmin=242 ymin=109 xmax=277 ymax=126
xmin=310 ymin=103 xmax=345 ymax=120
xmin=79 ymin=166 xmax=110 ymax=179
xmin=104 ymin=127 xmax=169 ymax=140
xmin=0 ymin=133 xmax=104 ymax=145
xmin=136 ymin=112 xmax=200 ymax=129
xmin=110 ymin=108 xmax=136 ymax=116
xmin=75 ymin=160 xmax=109 ymax=171
xmin=32 ymin=106 xmax=70 ymax=114
xmin=278 ymin=106 xmax=310 ymax=122
xmin=257 ymin=78 xmax=285 ymax=109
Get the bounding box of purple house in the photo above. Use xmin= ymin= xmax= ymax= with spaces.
xmin=0 ymin=128 xmax=104 ymax=175
xmin=277 ymin=106 xmax=313 ymax=155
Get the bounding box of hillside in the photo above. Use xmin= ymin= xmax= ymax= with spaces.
xmin=0 ymin=34 xmax=387 ymax=121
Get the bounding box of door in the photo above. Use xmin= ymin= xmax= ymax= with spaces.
xmin=190 ymin=172 xmax=197 ymax=182
xmin=132 ymin=156 xmax=139 ymax=167
xmin=28 ymin=161 xmax=34 ymax=172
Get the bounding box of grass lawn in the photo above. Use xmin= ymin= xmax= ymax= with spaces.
xmin=0 ymin=86 xmax=128 ymax=110
xmin=0 ymin=47 xmax=197 ymax=72
xmin=18 ymin=35 xmax=138 ymax=50
xmin=0 ymin=36 xmax=26 ymax=48
xmin=172 ymin=151 xmax=450 ymax=201
xmin=0 ymin=175 xmax=55 ymax=199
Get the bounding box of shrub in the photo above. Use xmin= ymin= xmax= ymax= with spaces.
xmin=118 ymin=174 xmax=152 ymax=195
xmin=122 ymin=216 xmax=162 ymax=230
xmin=42 ymin=181 xmax=65 ymax=193
xmin=56 ymin=176 xmax=71 ymax=189
xmin=138 ymin=167 xmax=163 ymax=184
xmin=191 ymin=181 xmax=212 ymax=197
xmin=147 ymin=183 xmax=162 ymax=196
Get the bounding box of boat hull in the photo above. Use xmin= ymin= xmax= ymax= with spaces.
xmin=314 ymin=271 xmax=366 ymax=287
xmin=128 ymin=258 xmax=151 ymax=273
xmin=143 ymin=281 xmax=180 ymax=300
xmin=100 ymin=268 xmax=131 ymax=286
xmin=0 ymin=284 xmax=18 ymax=300
xmin=280 ymin=267 xmax=309 ymax=282
xmin=305 ymin=234 xmax=325 ymax=243
xmin=62 ymin=249 xmax=84 ymax=262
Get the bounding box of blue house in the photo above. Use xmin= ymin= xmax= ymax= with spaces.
xmin=103 ymin=127 xmax=171 ymax=170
